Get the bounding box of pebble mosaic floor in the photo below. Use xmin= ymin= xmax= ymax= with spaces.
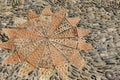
xmin=0 ymin=0 xmax=120 ymax=80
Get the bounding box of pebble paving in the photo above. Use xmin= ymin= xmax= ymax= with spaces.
xmin=0 ymin=0 xmax=120 ymax=80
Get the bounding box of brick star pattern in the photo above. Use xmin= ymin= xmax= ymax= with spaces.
xmin=0 ymin=6 xmax=93 ymax=80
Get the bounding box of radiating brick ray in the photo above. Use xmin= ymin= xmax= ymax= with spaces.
xmin=47 ymin=8 xmax=66 ymax=36
xmin=17 ymin=39 xmax=43 ymax=58
xmin=48 ymin=42 xmax=70 ymax=80
xmin=38 ymin=42 xmax=53 ymax=68
xmin=77 ymin=40 xmax=93 ymax=50
xmin=14 ymin=38 xmax=33 ymax=49
xmin=50 ymin=38 xmax=78 ymax=49
xmin=51 ymin=41 xmax=85 ymax=67
xmin=17 ymin=22 xmax=29 ymax=28
xmin=2 ymin=51 xmax=24 ymax=65
xmin=26 ymin=42 xmax=45 ymax=68
xmin=27 ymin=9 xmax=39 ymax=20
xmin=39 ymin=15 xmax=52 ymax=35
xmin=66 ymin=17 xmax=80 ymax=26
xmin=52 ymin=28 xmax=79 ymax=38
xmin=0 ymin=40 xmax=14 ymax=50
xmin=50 ymin=38 xmax=93 ymax=50
xmin=77 ymin=27 xmax=91 ymax=37
xmin=51 ymin=19 xmax=72 ymax=36
xmin=41 ymin=5 xmax=53 ymax=16
xmin=27 ymin=20 xmax=45 ymax=36
xmin=48 ymin=42 xmax=67 ymax=66
xmin=52 ymin=27 xmax=91 ymax=38
xmin=2 ymin=28 xmax=42 ymax=39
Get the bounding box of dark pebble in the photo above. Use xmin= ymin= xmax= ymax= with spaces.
xmin=91 ymin=75 xmax=97 ymax=80
xmin=50 ymin=75 xmax=61 ymax=80
xmin=0 ymin=67 xmax=3 ymax=72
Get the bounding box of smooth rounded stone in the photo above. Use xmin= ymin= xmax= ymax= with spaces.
xmin=113 ymin=36 xmax=120 ymax=43
xmin=92 ymin=61 xmax=105 ymax=67
xmin=101 ymin=37 xmax=106 ymax=42
xmin=101 ymin=77 xmax=108 ymax=80
xmin=87 ymin=7 xmax=93 ymax=12
xmin=102 ymin=55 xmax=117 ymax=60
xmin=105 ymin=60 xmax=117 ymax=65
xmin=33 ymin=77 xmax=38 ymax=80
xmin=88 ymin=51 xmax=97 ymax=56
xmin=69 ymin=69 xmax=80 ymax=78
xmin=0 ymin=73 xmax=3 ymax=78
xmin=80 ymin=69 xmax=91 ymax=77
xmin=6 ymin=67 xmax=14 ymax=76
xmin=97 ymin=46 xmax=106 ymax=53
xmin=107 ymin=49 xmax=118 ymax=55
xmin=99 ymin=51 xmax=109 ymax=57
xmin=116 ymin=41 xmax=120 ymax=47
xmin=4 ymin=11 xmax=13 ymax=16
xmin=68 ymin=73 xmax=78 ymax=80
xmin=87 ymin=12 xmax=95 ymax=19
xmin=79 ymin=76 xmax=91 ymax=80
xmin=117 ymin=52 xmax=120 ymax=56
xmin=113 ymin=68 xmax=120 ymax=74
xmin=1 ymin=22 xmax=7 ymax=26
xmin=107 ymin=43 xmax=116 ymax=49
xmin=106 ymin=33 xmax=114 ymax=43
xmin=32 ymin=69 xmax=38 ymax=76
xmin=107 ymin=28 xmax=117 ymax=32
xmin=2 ymin=67 xmax=7 ymax=73
xmin=84 ymin=56 xmax=93 ymax=62
xmin=93 ymin=57 xmax=103 ymax=62
xmin=105 ymin=71 xmax=116 ymax=80
xmin=90 ymin=54 xmax=100 ymax=59
xmin=7 ymin=20 xmax=14 ymax=26
xmin=80 ymin=70 xmax=91 ymax=77
xmin=98 ymin=66 xmax=114 ymax=71
xmin=23 ymin=4 xmax=30 ymax=10
xmin=1 ymin=72 xmax=8 ymax=79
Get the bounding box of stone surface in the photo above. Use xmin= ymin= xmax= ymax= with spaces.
xmin=0 ymin=0 xmax=120 ymax=80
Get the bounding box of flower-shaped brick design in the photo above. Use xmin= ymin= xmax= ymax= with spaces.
xmin=0 ymin=6 xmax=93 ymax=80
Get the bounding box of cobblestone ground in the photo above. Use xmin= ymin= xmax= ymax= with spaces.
xmin=0 ymin=0 xmax=120 ymax=80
